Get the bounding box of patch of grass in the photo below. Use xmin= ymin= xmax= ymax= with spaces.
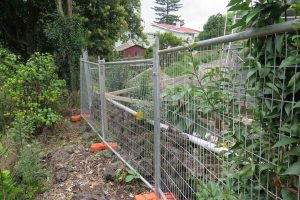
xmin=163 ymin=61 xmax=194 ymax=77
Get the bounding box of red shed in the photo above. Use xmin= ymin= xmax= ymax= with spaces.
xmin=116 ymin=44 xmax=146 ymax=59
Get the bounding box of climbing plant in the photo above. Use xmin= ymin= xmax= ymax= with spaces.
xmin=223 ymin=0 xmax=300 ymax=199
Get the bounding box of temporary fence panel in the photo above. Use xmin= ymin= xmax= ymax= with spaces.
xmin=158 ymin=21 xmax=300 ymax=200
xmin=81 ymin=20 xmax=300 ymax=200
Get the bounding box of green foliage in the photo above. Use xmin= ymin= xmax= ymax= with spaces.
xmin=0 ymin=48 xmax=20 ymax=132
xmin=78 ymin=0 xmax=145 ymax=57
xmin=13 ymin=141 xmax=50 ymax=199
xmin=144 ymin=47 xmax=153 ymax=59
xmin=125 ymin=169 xmax=140 ymax=183
xmin=45 ymin=15 xmax=85 ymax=53
xmin=7 ymin=117 xmax=34 ymax=147
xmin=224 ymin=0 xmax=300 ymax=198
xmin=0 ymin=170 xmax=22 ymax=200
xmin=0 ymin=0 xmax=145 ymax=90
xmin=196 ymin=180 xmax=237 ymax=200
xmin=196 ymin=13 xmax=228 ymax=41
xmin=161 ymin=1 xmax=300 ymax=197
xmin=163 ymin=52 xmax=219 ymax=77
xmin=106 ymin=65 xmax=138 ymax=92
xmin=0 ymin=0 xmax=57 ymax=57
xmin=163 ymin=59 xmax=193 ymax=77
xmin=3 ymin=52 xmax=65 ymax=129
xmin=162 ymin=50 xmax=234 ymax=134
xmin=116 ymin=168 xmax=140 ymax=183
xmin=45 ymin=14 xmax=85 ymax=90
xmin=158 ymin=32 xmax=183 ymax=49
xmin=227 ymin=0 xmax=296 ymax=30
xmin=153 ymin=0 xmax=184 ymax=25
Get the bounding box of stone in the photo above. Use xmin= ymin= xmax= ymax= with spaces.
xmin=54 ymin=167 xmax=68 ymax=183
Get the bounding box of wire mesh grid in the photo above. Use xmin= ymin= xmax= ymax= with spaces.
xmin=103 ymin=61 xmax=156 ymax=185
xmin=158 ymin=33 xmax=299 ymax=199
xmin=80 ymin=60 xmax=102 ymax=132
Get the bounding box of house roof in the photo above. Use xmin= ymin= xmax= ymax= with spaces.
xmin=115 ymin=43 xmax=145 ymax=51
xmin=152 ymin=23 xmax=200 ymax=34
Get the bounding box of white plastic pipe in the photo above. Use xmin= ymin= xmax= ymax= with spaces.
xmin=106 ymin=98 xmax=228 ymax=154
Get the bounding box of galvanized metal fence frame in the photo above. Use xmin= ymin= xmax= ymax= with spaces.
xmin=81 ymin=19 xmax=300 ymax=200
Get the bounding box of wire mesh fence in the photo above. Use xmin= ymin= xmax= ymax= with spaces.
xmin=81 ymin=20 xmax=300 ymax=200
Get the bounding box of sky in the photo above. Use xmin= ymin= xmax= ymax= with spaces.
xmin=141 ymin=0 xmax=229 ymax=32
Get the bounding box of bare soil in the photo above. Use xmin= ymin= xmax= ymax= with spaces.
xmin=35 ymin=119 xmax=148 ymax=200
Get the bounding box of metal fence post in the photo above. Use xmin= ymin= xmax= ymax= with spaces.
xmin=80 ymin=55 xmax=83 ymax=116
xmin=153 ymin=36 xmax=161 ymax=197
xmin=98 ymin=58 xmax=107 ymax=139
xmin=82 ymin=50 xmax=92 ymax=108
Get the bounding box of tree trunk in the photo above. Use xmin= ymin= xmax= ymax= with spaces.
xmin=55 ymin=0 xmax=64 ymax=16
xmin=67 ymin=0 xmax=73 ymax=17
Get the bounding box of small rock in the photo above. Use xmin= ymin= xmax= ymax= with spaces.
xmin=54 ymin=167 xmax=68 ymax=183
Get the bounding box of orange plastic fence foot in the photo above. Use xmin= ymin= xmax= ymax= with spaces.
xmin=134 ymin=192 xmax=176 ymax=200
xmin=90 ymin=142 xmax=118 ymax=153
xmin=70 ymin=114 xmax=81 ymax=122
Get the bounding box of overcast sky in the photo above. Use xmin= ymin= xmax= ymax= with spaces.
xmin=141 ymin=0 xmax=229 ymax=32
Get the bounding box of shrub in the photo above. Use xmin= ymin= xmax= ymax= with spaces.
xmin=13 ymin=141 xmax=50 ymax=199
xmin=4 ymin=52 xmax=66 ymax=129
xmin=0 ymin=48 xmax=21 ymax=133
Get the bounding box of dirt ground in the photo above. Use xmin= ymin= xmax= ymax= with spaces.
xmin=35 ymin=118 xmax=148 ymax=200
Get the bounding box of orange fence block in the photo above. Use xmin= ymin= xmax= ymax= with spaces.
xmin=134 ymin=192 xmax=176 ymax=200
xmin=70 ymin=115 xmax=81 ymax=122
xmin=90 ymin=142 xmax=118 ymax=153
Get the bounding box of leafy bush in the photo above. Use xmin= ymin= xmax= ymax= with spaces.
xmin=157 ymin=32 xmax=183 ymax=49
xmin=226 ymin=0 xmax=300 ymax=198
xmin=0 ymin=48 xmax=20 ymax=132
xmin=3 ymin=52 xmax=66 ymax=129
xmin=196 ymin=180 xmax=237 ymax=200
xmin=13 ymin=141 xmax=50 ymax=199
xmin=45 ymin=14 xmax=85 ymax=90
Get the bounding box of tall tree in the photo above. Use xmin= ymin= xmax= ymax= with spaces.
xmin=196 ymin=13 xmax=232 ymax=41
xmin=0 ymin=0 xmax=56 ymax=57
xmin=153 ymin=0 xmax=184 ymax=25
xmin=77 ymin=0 xmax=145 ymax=57
xmin=0 ymin=0 xmax=144 ymax=90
